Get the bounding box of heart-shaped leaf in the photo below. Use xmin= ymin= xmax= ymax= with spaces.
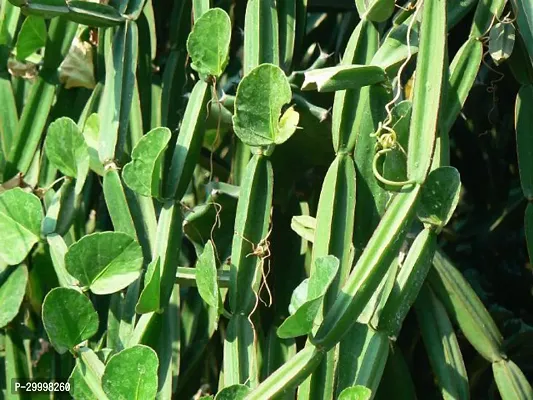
xmin=361 ymin=0 xmax=395 ymax=22
xmin=287 ymin=278 xmax=309 ymax=314
xmin=15 ymin=16 xmax=47 ymax=61
xmin=0 ymin=188 xmax=43 ymax=265
xmin=233 ymin=63 xmax=299 ymax=147
xmin=338 ymin=385 xmax=372 ymax=400
xmin=186 ymin=8 xmax=231 ymax=79
xmin=45 ymin=117 xmax=90 ymax=194
xmin=417 ymin=167 xmax=461 ymax=230
xmin=489 ymin=22 xmax=515 ymax=65
xmin=277 ymin=106 xmax=300 ymax=146
xmin=214 ymin=384 xmax=250 ymax=400
xmin=42 ymin=287 xmax=99 ymax=354
xmin=135 ymin=257 xmax=161 ymax=314
xmin=102 ymin=345 xmax=158 ymax=400
xmin=196 ymin=241 xmax=221 ymax=312
xmin=0 ymin=265 xmax=28 ymax=328
xmin=122 ymin=127 xmax=171 ymax=198
xmin=277 ymin=255 xmax=339 ymax=338
xmin=65 ymin=232 xmax=143 ymax=295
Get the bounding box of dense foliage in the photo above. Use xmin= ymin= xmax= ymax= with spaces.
xmin=0 ymin=0 xmax=532 ymax=399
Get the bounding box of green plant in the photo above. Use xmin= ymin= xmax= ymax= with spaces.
xmin=1 ymin=0 xmax=532 ymax=399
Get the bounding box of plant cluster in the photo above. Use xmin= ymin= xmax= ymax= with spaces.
xmin=0 ymin=0 xmax=532 ymax=399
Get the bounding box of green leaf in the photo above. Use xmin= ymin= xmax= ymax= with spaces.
xmin=280 ymin=305 xmax=328 ymax=351
xmin=290 ymin=215 xmax=316 ymax=243
xmin=42 ymin=288 xmax=99 ymax=354
xmin=277 ymin=106 xmax=300 ymax=145
xmin=135 ymin=257 xmax=161 ymax=314
xmin=233 ymin=63 xmax=298 ymax=147
xmin=301 ymin=65 xmax=386 ymax=92
xmin=45 ymin=117 xmax=90 ymax=194
xmin=196 ymin=241 xmax=221 ymax=311
xmin=122 ymin=127 xmax=171 ymax=198
xmin=287 ymin=279 xmax=309 ymax=314
xmin=489 ymin=22 xmax=516 ymax=65
xmin=0 ymin=265 xmax=28 ymax=328
xmin=102 ymin=345 xmax=159 ymax=400
xmin=15 ymin=16 xmax=47 ymax=61
xmin=417 ymin=167 xmax=461 ymax=230
xmin=362 ymin=0 xmax=395 ymax=22
xmin=277 ymin=255 xmax=339 ymax=339
xmin=65 ymin=232 xmax=143 ymax=295
xmin=0 ymin=188 xmax=43 ymax=265
xmin=186 ymin=8 xmax=231 ymax=79
xmin=215 ymin=384 xmax=251 ymax=400
xmin=338 ymin=385 xmax=372 ymax=400
xmin=82 ymin=113 xmax=105 ymax=176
